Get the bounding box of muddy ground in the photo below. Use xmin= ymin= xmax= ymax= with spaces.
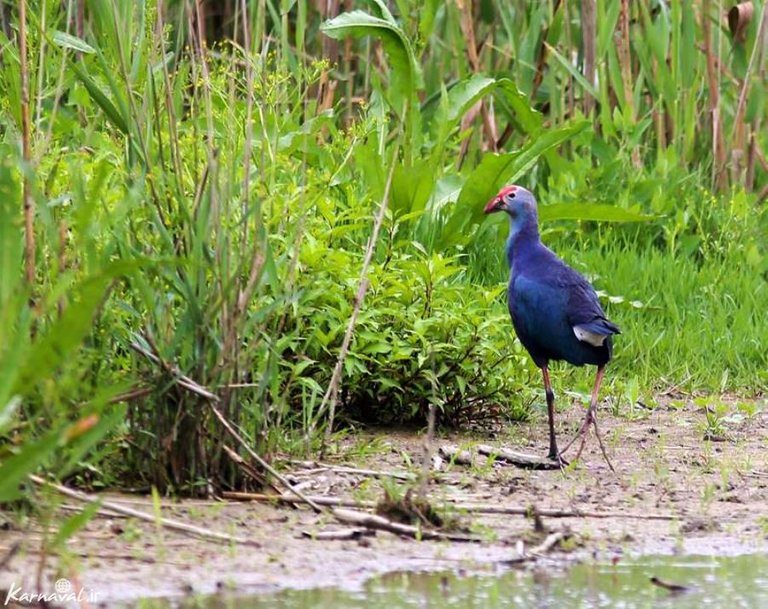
xmin=2 ymin=395 xmax=768 ymax=606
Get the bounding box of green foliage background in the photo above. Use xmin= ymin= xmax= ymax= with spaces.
xmin=0 ymin=0 xmax=766 ymax=496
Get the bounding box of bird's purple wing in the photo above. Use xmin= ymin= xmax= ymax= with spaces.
xmin=565 ymin=279 xmax=620 ymax=345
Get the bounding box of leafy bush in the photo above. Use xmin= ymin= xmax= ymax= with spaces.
xmin=281 ymin=245 xmax=534 ymax=428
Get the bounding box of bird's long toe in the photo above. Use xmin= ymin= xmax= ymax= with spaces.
xmin=552 ymin=452 xmax=569 ymax=469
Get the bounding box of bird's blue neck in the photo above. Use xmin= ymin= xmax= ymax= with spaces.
xmin=505 ymin=216 xmax=540 ymax=268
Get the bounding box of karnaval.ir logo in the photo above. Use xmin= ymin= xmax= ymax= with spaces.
xmin=4 ymin=578 xmax=99 ymax=605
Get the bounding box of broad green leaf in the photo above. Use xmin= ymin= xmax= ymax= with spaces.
xmin=52 ymin=31 xmax=96 ymax=54
xmin=441 ymin=75 xmax=542 ymax=136
xmin=442 ymin=75 xmax=497 ymax=124
xmin=17 ymin=261 xmax=139 ymax=388
xmin=69 ymin=62 xmax=130 ymax=134
xmin=391 ymin=160 xmax=434 ymax=217
xmin=539 ymin=203 xmax=655 ymax=223
xmin=439 ymin=121 xmax=589 ymax=247
xmin=320 ymin=11 xmax=422 ymax=110
xmin=369 ymin=0 xmax=397 ymax=23
xmin=495 ymin=78 xmax=543 ymax=135
xmin=427 ymin=175 xmax=464 ymax=212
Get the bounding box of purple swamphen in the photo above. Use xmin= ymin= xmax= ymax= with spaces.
xmin=485 ymin=185 xmax=620 ymax=469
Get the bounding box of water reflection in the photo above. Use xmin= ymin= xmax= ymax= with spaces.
xmin=134 ymin=553 xmax=768 ymax=609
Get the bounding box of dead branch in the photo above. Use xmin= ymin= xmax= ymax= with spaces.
xmin=222 ymin=491 xmax=375 ymax=509
xmin=29 ymin=475 xmax=256 ymax=546
xmin=285 ymin=460 xmax=416 ymax=481
xmin=438 ymin=445 xmax=476 ymax=466
xmin=477 ymin=444 xmax=561 ymax=470
xmin=222 ymin=491 xmax=676 ymax=521
xmin=300 ymin=528 xmax=374 ymax=541
xmin=330 ymin=508 xmax=483 ymax=542
xmin=503 ymin=530 xmax=569 ymax=565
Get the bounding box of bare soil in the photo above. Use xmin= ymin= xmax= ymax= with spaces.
xmin=2 ymin=395 xmax=768 ymax=606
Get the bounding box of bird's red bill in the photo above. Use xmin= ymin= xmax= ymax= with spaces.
xmin=484 ymin=185 xmax=517 ymax=214
xmin=484 ymin=196 xmax=500 ymax=214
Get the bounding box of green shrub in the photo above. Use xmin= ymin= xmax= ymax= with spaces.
xmin=280 ymin=246 xmax=534 ymax=428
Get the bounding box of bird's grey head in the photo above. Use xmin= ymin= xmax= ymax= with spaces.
xmin=483 ymin=185 xmax=539 ymax=240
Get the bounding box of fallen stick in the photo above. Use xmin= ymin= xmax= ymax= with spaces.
xmin=300 ymin=528 xmax=374 ymax=541
xmin=503 ymin=530 xmax=568 ymax=565
xmin=59 ymin=504 xmax=128 ymax=518
xmin=221 ymin=491 xmax=676 ymax=521
xmin=286 ymin=460 xmax=416 ymax=481
xmin=530 ymin=530 xmax=567 ymax=556
xmin=450 ymin=502 xmax=676 ymax=521
xmin=29 ymin=475 xmax=257 ymax=546
xmin=222 ymin=491 xmax=374 ymax=509
xmin=330 ymin=508 xmax=483 ymax=542
xmin=438 ymin=445 xmax=476 ymax=466
xmin=477 ymin=445 xmax=560 ymax=470
xmin=209 ymin=404 xmax=324 ymax=513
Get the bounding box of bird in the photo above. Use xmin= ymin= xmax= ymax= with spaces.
xmin=484 ymin=184 xmax=620 ymax=469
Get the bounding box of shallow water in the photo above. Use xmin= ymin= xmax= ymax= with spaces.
xmin=135 ymin=553 xmax=768 ymax=609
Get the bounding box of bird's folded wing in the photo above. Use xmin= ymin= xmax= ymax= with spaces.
xmin=573 ymin=321 xmax=616 ymax=346
xmin=565 ymin=282 xmax=621 ymax=346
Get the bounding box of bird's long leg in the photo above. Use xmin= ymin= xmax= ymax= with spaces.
xmin=542 ymin=367 xmax=567 ymax=466
xmin=563 ymin=366 xmax=615 ymax=472
xmin=590 ymin=402 xmax=615 ymax=472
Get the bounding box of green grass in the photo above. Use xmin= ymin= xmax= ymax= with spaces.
xmin=0 ymin=0 xmax=766 ymax=509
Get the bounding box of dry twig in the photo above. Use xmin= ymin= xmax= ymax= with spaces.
xmin=477 ymin=444 xmax=561 ymax=470
xmin=331 ymin=508 xmax=482 ymax=542
xmin=503 ymin=530 xmax=569 ymax=565
xmin=300 ymin=528 xmax=374 ymax=541
xmin=222 ymin=491 xmax=676 ymax=521
xmin=29 ymin=475 xmax=255 ymax=546
xmin=286 ymin=460 xmax=416 ymax=481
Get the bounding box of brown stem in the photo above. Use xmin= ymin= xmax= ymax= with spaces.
xmin=19 ymin=0 xmax=35 ymax=291
xmin=457 ymin=0 xmax=497 ymax=150
xmin=702 ymin=0 xmax=729 ymax=191
xmin=618 ymin=0 xmax=641 ymax=168
xmin=731 ymin=3 xmax=768 ymax=183
xmin=581 ymin=0 xmax=596 ymax=116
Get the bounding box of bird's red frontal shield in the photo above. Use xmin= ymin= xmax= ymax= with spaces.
xmin=484 ymin=185 xmax=518 ymax=213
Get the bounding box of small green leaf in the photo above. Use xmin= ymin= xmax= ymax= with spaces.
xmin=52 ymin=31 xmax=96 ymax=54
